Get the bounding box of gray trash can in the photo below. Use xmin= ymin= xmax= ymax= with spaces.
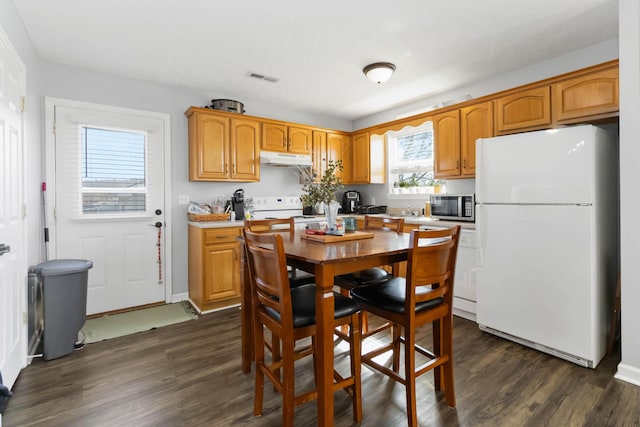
xmin=30 ymin=259 xmax=93 ymax=360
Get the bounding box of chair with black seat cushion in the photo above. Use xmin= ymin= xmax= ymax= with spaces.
xmin=243 ymin=228 xmax=363 ymax=426
xmin=335 ymin=215 xmax=404 ymax=336
xmin=350 ymin=226 xmax=460 ymax=427
xmin=244 ymin=218 xmax=315 ymax=288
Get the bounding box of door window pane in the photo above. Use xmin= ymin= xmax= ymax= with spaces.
xmin=81 ymin=127 xmax=146 ymax=214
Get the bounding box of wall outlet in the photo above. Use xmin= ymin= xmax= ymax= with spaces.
xmin=370 ymin=196 xmax=376 ymax=205
xmin=178 ymin=194 xmax=190 ymax=205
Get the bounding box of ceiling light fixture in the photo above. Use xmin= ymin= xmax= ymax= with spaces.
xmin=362 ymin=62 xmax=396 ymax=84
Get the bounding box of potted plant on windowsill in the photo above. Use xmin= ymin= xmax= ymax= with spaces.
xmin=298 ymin=160 xmax=344 ymax=221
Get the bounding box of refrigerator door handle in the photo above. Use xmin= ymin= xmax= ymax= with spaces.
xmin=476 ymin=205 xmax=485 ymax=267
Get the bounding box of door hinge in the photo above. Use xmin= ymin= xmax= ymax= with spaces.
xmin=20 ymin=96 xmax=26 ymax=112
xmin=22 ymin=204 xmax=27 ymax=220
xmin=23 ymin=312 xmax=27 ymax=324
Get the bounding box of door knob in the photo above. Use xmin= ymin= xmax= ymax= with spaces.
xmin=149 ymin=222 xmax=162 ymax=228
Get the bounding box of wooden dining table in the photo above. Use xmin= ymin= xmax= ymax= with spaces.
xmin=240 ymin=229 xmax=411 ymax=427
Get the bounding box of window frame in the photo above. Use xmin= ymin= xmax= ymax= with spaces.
xmin=79 ymin=124 xmax=150 ymax=217
xmin=386 ymin=121 xmax=438 ymax=197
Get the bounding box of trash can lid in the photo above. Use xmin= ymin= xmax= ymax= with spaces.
xmin=30 ymin=259 xmax=93 ymax=277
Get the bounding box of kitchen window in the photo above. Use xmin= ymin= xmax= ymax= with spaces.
xmin=387 ymin=122 xmax=438 ymax=195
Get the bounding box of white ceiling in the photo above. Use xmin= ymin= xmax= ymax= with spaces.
xmin=12 ymin=0 xmax=618 ymax=121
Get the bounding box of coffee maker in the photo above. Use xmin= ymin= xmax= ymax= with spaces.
xmin=232 ymin=189 xmax=245 ymax=219
xmin=341 ymin=190 xmax=361 ymax=214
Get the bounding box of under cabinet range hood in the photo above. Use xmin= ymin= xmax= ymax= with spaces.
xmin=260 ymin=151 xmax=313 ymax=167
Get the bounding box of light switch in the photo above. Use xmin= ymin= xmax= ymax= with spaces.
xmin=178 ymin=194 xmax=190 ymax=205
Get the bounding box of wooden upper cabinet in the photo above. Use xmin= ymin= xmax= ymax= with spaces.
xmin=186 ymin=107 xmax=260 ymax=182
xmin=495 ymin=86 xmax=551 ymax=135
xmin=261 ymin=122 xmax=312 ymax=154
xmin=230 ymin=118 xmax=260 ymax=181
xmin=312 ymin=131 xmax=327 ymax=182
xmin=352 ymin=131 xmax=370 ymax=184
xmin=460 ymin=101 xmax=493 ymax=177
xmin=341 ymin=134 xmax=353 ymax=184
xmin=327 ymin=132 xmax=349 ymax=182
xmin=553 ymin=66 xmax=619 ymax=123
xmin=288 ymin=126 xmax=312 ymax=154
xmin=433 ymin=110 xmax=461 ymax=178
xmin=188 ymin=110 xmax=230 ymax=181
xmin=261 ymin=122 xmax=288 ymax=152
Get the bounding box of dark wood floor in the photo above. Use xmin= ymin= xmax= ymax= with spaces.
xmin=3 ymin=307 xmax=639 ymax=427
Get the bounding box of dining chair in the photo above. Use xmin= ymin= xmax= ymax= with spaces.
xmin=243 ymin=228 xmax=363 ymax=426
xmin=244 ymin=218 xmax=315 ymax=288
xmin=335 ymin=215 xmax=404 ymax=336
xmin=349 ymin=226 xmax=461 ymax=427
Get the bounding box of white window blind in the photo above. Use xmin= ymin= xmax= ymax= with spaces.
xmin=81 ymin=127 xmax=147 ymax=214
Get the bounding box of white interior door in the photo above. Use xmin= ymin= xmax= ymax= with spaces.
xmin=51 ymin=102 xmax=169 ymax=315
xmin=0 ymin=27 xmax=27 ymax=391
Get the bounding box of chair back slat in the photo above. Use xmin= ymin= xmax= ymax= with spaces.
xmin=243 ymin=228 xmax=293 ymax=327
xmin=406 ymin=227 xmax=461 ymax=306
xmin=363 ymin=215 xmax=404 ymax=233
xmin=245 ymin=218 xmax=295 ymax=233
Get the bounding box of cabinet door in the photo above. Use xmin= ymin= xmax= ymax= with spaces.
xmin=327 ymin=132 xmax=347 ymax=181
xmin=495 ymin=86 xmax=551 ymax=134
xmin=553 ymin=67 xmax=619 ymax=123
xmin=261 ymin=122 xmax=287 ymax=152
xmin=341 ymin=134 xmax=353 ymax=184
xmin=288 ymin=126 xmax=312 ymax=154
xmin=203 ymin=241 xmax=241 ymax=303
xmin=352 ymin=132 xmax=370 ymax=183
xmin=312 ymin=130 xmax=327 ymax=182
xmin=460 ymin=102 xmax=493 ymax=177
xmin=433 ymin=110 xmax=461 ymax=178
xmin=189 ymin=112 xmax=230 ymax=181
xmin=231 ymin=118 xmax=260 ymax=181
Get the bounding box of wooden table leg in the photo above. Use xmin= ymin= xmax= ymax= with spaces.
xmin=315 ymin=264 xmax=335 ymax=427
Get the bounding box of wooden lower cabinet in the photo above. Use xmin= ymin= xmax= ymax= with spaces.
xmin=189 ymin=225 xmax=243 ymax=312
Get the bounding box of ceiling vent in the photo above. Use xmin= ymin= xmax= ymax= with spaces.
xmin=248 ymin=72 xmax=280 ymax=83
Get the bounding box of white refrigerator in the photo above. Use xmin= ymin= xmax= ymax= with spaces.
xmin=475 ymin=125 xmax=619 ymax=368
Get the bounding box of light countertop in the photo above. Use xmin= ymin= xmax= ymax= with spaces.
xmin=188 ymin=215 xmax=475 ymax=230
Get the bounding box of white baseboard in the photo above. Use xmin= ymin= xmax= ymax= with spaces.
xmin=171 ymin=292 xmax=189 ymax=303
xmin=615 ymin=362 xmax=640 ymax=386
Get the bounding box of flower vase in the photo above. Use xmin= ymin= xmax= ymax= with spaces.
xmin=325 ymin=200 xmax=340 ymax=231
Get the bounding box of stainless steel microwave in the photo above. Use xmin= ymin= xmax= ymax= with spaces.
xmin=429 ymin=194 xmax=475 ymax=222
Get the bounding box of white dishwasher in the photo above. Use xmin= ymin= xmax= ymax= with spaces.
xmin=419 ymin=225 xmax=477 ymax=321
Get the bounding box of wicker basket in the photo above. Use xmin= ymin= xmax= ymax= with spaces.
xmin=188 ymin=213 xmax=230 ymax=222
